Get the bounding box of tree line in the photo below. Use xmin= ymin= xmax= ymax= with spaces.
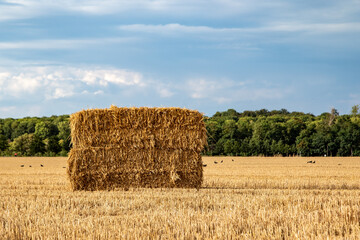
xmin=0 ymin=115 xmax=70 ymax=156
xmin=204 ymin=106 xmax=360 ymax=156
xmin=1 ymin=106 xmax=360 ymax=157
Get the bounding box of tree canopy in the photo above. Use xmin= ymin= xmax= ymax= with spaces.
xmin=204 ymin=107 xmax=360 ymax=156
xmin=0 ymin=115 xmax=70 ymax=156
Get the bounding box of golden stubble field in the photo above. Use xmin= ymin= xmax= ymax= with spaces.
xmin=1 ymin=156 xmax=360 ymax=239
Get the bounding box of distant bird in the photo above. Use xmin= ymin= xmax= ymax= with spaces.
xmin=203 ymin=164 xmax=207 ymax=167
xmin=232 ymin=159 xmax=234 ymax=162
xmin=20 ymin=165 xmax=24 ymax=167
xmin=307 ymin=161 xmax=313 ymax=164
xmin=214 ymin=161 xmax=218 ymax=164
xmin=221 ymin=160 xmax=223 ymax=163
xmin=29 ymin=165 xmax=32 ymax=167
xmin=313 ymin=161 xmax=316 ymax=164
xmin=40 ymin=164 xmax=44 ymax=167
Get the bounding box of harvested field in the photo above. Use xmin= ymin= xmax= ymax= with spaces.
xmin=1 ymin=156 xmax=360 ymax=239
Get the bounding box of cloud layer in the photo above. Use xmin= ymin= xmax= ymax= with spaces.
xmin=1 ymin=0 xmax=360 ymax=22
xmin=0 ymin=65 xmax=288 ymax=101
xmin=0 ymin=65 xmax=294 ymax=117
xmin=118 ymin=22 xmax=360 ymax=35
xmin=0 ymin=66 xmax=144 ymax=100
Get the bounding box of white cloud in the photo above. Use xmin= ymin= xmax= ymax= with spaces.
xmin=46 ymin=86 xmax=75 ymax=100
xmin=186 ymin=78 xmax=220 ymax=99
xmin=0 ymin=38 xmax=134 ymax=50
xmin=0 ymin=66 xmax=145 ymax=99
xmin=185 ymin=78 xmax=288 ymax=103
xmin=116 ymin=22 xmax=360 ymax=51
xmin=265 ymin=22 xmax=360 ymax=33
xmin=118 ymin=22 xmax=360 ymax=35
xmin=156 ymin=86 xmax=174 ymax=98
xmin=118 ymin=24 xmax=217 ymax=34
xmin=2 ymin=71 xmax=42 ymax=95
xmin=185 ymin=78 xmax=245 ymax=103
xmin=79 ymin=69 xmax=144 ymax=87
xmin=94 ymin=90 xmax=104 ymax=95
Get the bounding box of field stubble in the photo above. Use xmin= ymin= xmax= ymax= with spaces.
xmin=1 ymin=156 xmax=360 ymax=239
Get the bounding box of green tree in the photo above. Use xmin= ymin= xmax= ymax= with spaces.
xmin=328 ymin=108 xmax=339 ymax=126
xmin=255 ymin=109 xmax=270 ymax=117
xmin=26 ymin=119 xmax=37 ymax=133
xmin=205 ymin=120 xmax=222 ymax=155
xmin=252 ymin=118 xmax=270 ymax=140
xmin=268 ymin=121 xmax=286 ymax=142
xmin=9 ymin=133 xmax=33 ymax=156
xmin=236 ymin=118 xmax=253 ymax=139
xmin=35 ymin=122 xmax=59 ymax=140
xmin=250 ymin=119 xmax=272 ymax=155
xmin=284 ymin=118 xmax=305 ymax=145
xmin=213 ymin=109 xmax=240 ymax=121
xmin=12 ymin=121 xmax=29 ymax=139
xmin=336 ymin=119 xmax=360 ymax=156
xmin=2 ymin=119 xmax=13 ymax=140
xmin=296 ymin=124 xmax=316 ymax=156
xmin=222 ymin=119 xmax=239 ymax=139
xmin=310 ymin=132 xmax=328 ymax=156
xmin=214 ymin=138 xmax=226 ymax=155
xmin=224 ymin=139 xmax=240 ymax=156
xmin=351 ymin=105 xmax=359 ymax=116
xmin=29 ymin=134 xmax=45 ymax=155
xmin=57 ymin=120 xmax=71 ymax=151
xmin=46 ymin=136 xmax=61 ymax=154
xmin=0 ymin=134 xmax=8 ymax=152
xmin=239 ymin=138 xmax=250 ymax=156
xmin=10 ymin=121 xmax=19 ymax=140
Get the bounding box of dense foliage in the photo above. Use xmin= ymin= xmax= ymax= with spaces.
xmin=204 ymin=106 xmax=360 ymax=156
xmin=0 ymin=115 xmax=70 ymax=156
xmin=1 ymin=106 xmax=360 ymax=156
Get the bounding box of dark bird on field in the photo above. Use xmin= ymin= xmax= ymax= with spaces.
xmin=29 ymin=165 xmax=32 ymax=167
xmin=20 ymin=165 xmax=24 ymax=167
xmin=214 ymin=161 xmax=218 ymax=164
xmin=221 ymin=160 xmax=223 ymax=163
xmin=40 ymin=164 xmax=44 ymax=167
xmin=232 ymin=159 xmax=234 ymax=162
xmin=313 ymin=161 xmax=316 ymax=164
xmin=203 ymin=164 xmax=207 ymax=167
xmin=307 ymin=161 xmax=313 ymax=163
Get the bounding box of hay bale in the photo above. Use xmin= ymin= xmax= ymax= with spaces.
xmin=67 ymin=106 xmax=207 ymax=191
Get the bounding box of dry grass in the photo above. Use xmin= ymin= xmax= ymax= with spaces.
xmin=1 ymin=156 xmax=360 ymax=239
xmin=68 ymin=106 xmax=207 ymax=190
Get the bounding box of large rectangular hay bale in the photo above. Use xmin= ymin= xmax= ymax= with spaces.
xmin=67 ymin=106 xmax=207 ymax=190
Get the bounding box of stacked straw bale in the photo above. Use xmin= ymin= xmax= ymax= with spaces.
xmin=67 ymin=106 xmax=207 ymax=191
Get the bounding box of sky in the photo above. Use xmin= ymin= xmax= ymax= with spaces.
xmin=0 ymin=0 xmax=360 ymax=118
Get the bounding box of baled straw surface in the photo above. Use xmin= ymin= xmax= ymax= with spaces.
xmin=67 ymin=106 xmax=207 ymax=190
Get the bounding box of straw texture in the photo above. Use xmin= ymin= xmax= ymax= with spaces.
xmin=67 ymin=106 xmax=207 ymax=191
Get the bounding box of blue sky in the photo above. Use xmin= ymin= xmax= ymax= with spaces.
xmin=0 ymin=0 xmax=360 ymax=118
